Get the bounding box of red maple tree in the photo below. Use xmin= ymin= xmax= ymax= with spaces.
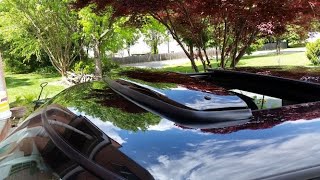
xmin=74 ymin=0 xmax=317 ymax=70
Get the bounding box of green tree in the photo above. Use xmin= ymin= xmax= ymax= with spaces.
xmin=78 ymin=5 xmax=115 ymax=78
xmin=141 ymin=17 xmax=168 ymax=54
xmin=0 ymin=2 xmax=42 ymax=66
xmin=78 ymin=5 xmax=139 ymax=77
xmin=49 ymin=81 xmax=161 ymax=131
xmin=0 ymin=0 xmax=81 ymax=77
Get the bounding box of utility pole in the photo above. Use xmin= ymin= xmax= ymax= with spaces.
xmin=167 ymin=31 xmax=170 ymax=54
xmin=0 ymin=52 xmax=11 ymax=141
xmin=0 ymin=52 xmax=11 ymax=120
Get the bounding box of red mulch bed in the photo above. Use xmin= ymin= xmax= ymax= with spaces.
xmin=120 ymin=70 xmax=230 ymax=95
xmin=198 ymin=101 xmax=320 ymax=134
xmin=236 ymin=67 xmax=320 ymax=83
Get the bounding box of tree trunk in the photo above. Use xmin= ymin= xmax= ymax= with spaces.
xmin=152 ymin=41 xmax=158 ymax=54
xmin=215 ymin=46 xmax=219 ymax=62
xmin=61 ymin=65 xmax=67 ymax=78
xmin=189 ymin=43 xmax=199 ymax=72
xmin=127 ymin=44 xmax=131 ymax=56
xmin=153 ymin=15 xmax=199 ymax=72
xmin=220 ymin=20 xmax=228 ymax=69
xmin=231 ymin=37 xmax=239 ymax=69
xmin=93 ymin=42 xmax=103 ymax=78
xmin=190 ymin=57 xmax=198 ymax=72
xmin=276 ymin=38 xmax=281 ymax=55
xmin=231 ymin=48 xmax=246 ymax=68
xmin=170 ymin=33 xmax=198 ymax=72
xmin=198 ymin=48 xmax=207 ymax=72
xmin=202 ymin=47 xmax=211 ymax=68
xmin=230 ymin=32 xmax=258 ymax=68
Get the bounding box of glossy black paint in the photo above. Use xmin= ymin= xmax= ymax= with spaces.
xmin=106 ymin=78 xmax=252 ymax=128
xmin=206 ymin=69 xmax=320 ymax=103
xmin=118 ymin=78 xmax=248 ymax=110
xmin=44 ymin=70 xmax=320 ymax=180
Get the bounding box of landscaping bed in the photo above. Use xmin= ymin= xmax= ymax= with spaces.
xmin=236 ymin=66 xmax=320 ymax=84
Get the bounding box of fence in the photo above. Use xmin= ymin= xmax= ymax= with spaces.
xmin=112 ymin=52 xmax=187 ymax=64
xmin=259 ymin=42 xmax=288 ymax=51
xmin=113 ymin=43 xmax=288 ymax=65
xmin=112 ymin=48 xmax=218 ymax=64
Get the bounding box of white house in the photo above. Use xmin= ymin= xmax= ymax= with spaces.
xmin=115 ymin=36 xmax=184 ymax=57
xmin=307 ymin=32 xmax=320 ymax=42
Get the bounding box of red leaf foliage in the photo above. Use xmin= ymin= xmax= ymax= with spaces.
xmin=120 ymin=70 xmax=230 ymax=95
xmin=73 ymin=0 xmax=317 ymax=69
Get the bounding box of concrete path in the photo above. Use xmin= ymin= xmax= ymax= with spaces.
xmin=122 ymin=48 xmax=306 ymax=69
xmin=122 ymin=58 xmax=191 ymax=69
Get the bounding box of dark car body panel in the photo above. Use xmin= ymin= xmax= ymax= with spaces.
xmin=42 ymin=69 xmax=320 ymax=179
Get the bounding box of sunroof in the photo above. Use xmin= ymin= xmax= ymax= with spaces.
xmin=231 ymin=89 xmax=282 ymax=110
xmin=121 ymin=79 xmax=249 ymax=111
xmin=193 ymin=69 xmax=320 ymax=109
xmin=105 ymin=77 xmax=253 ymax=128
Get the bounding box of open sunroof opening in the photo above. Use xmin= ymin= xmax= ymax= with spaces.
xmin=230 ymin=89 xmax=283 ymax=110
xmin=193 ymin=70 xmax=320 ymax=111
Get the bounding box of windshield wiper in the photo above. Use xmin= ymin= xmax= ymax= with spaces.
xmin=105 ymin=77 xmax=252 ymax=128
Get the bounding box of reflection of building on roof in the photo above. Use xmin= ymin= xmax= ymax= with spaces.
xmin=7 ymin=161 xmax=54 ymax=180
xmin=0 ymin=131 xmax=54 ymax=180
xmin=10 ymin=162 xmax=35 ymax=175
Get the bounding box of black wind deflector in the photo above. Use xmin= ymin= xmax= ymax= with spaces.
xmin=105 ymin=77 xmax=252 ymax=128
xmin=204 ymin=69 xmax=320 ymax=103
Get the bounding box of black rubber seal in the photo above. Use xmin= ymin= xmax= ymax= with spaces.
xmin=41 ymin=107 xmax=125 ymax=180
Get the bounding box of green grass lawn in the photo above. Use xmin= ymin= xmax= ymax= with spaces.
xmin=5 ymin=73 xmax=66 ymax=103
xmin=163 ymin=52 xmax=312 ymax=73
xmin=237 ymin=52 xmax=311 ymax=67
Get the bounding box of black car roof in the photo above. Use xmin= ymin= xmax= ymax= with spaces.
xmin=39 ymin=68 xmax=320 ymax=179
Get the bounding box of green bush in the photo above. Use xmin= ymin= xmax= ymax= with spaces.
xmin=289 ymin=43 xmax=306 ymax=48
xmin=246 ymin=38 xmax=266 ymax=55
xmin=35 ymin=66 xmax=58 ymax=75
xmin=73 ymin=59 xmax=95 ymax=74
xmin=306 ymin=39 xmax=320 ymax=65
xmin=3 ymin=53 xmax=54 ymax=74
xmin=4 ymin=58 xmax=33 ymax=73
xmin=72 ymin=57 xmax=120 ymax=75
xmin=102 ymin=57 xmax=120 ymax=72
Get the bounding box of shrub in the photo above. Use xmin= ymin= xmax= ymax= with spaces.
xmin=72 ymin=57 xmax=120 ymax=75
xmin=102 ymin=57 xmax=120 ymax=72
xmin=73 ymin=59 xmax=95 ymax=74
xmin=35 ymin=66 xmax=58 ymax=75
xmin=4 ymin=58 xmax=33 ymax=73
xmin=289 ymin=43 xmax=306 ymax=48
xmin=4 ymin=53 xmax=54 ymax=74
xmin=306 ymin=39 xmax=320 ymax=65
xmin=246 ymin=38 xmax=266 ymax=55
